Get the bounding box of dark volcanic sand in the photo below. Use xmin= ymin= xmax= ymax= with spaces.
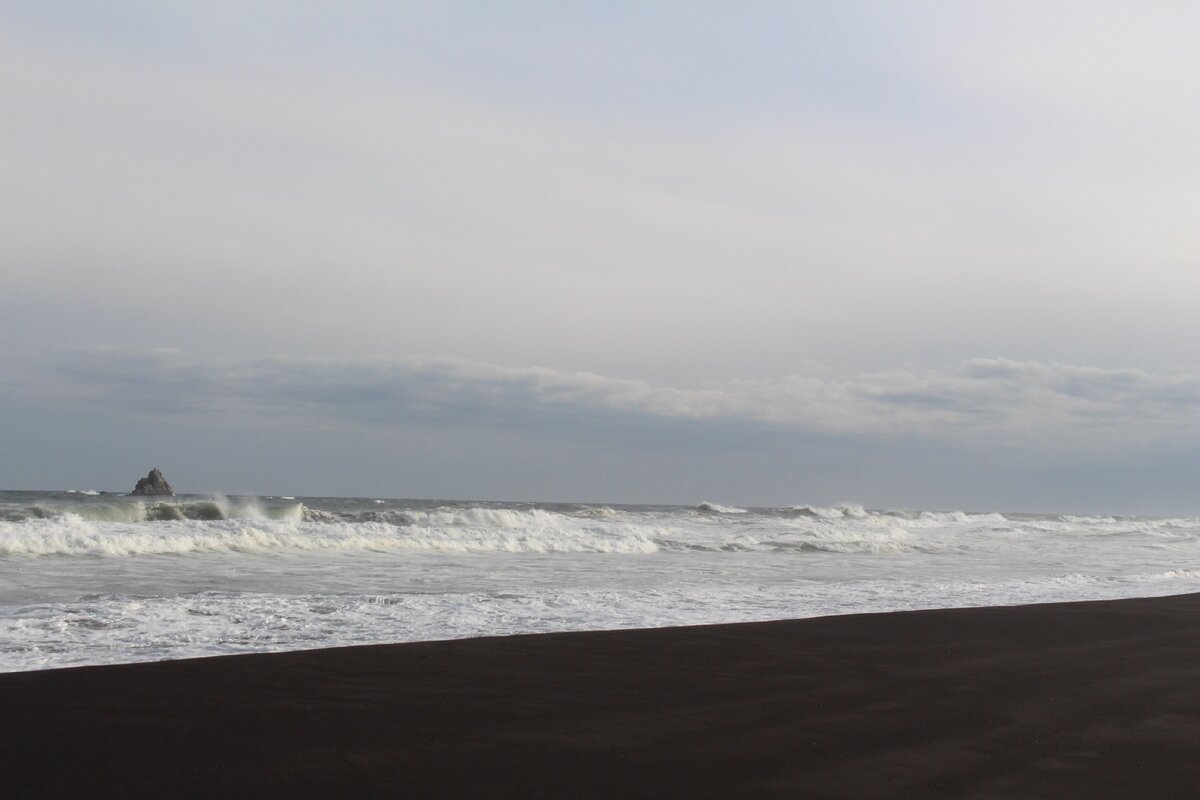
xmin=4 ymin=594 xmax=1200 ymax=799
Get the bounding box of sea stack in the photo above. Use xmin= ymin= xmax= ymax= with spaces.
xmin=131 ymin=468 xmax=174 ymax=496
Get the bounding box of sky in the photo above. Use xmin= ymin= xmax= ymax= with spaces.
xmin=2 ymin=2 xmax=1198 ymax=512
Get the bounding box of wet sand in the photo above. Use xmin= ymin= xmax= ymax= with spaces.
xmin=4 ymin=593 xmax=1200 ymax=798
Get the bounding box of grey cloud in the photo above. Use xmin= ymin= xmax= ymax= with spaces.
xmin=31 ymin=349 xmax=1200 ymax=453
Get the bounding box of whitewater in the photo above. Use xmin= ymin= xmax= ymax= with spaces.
xmin=2 ymin=490 xmax=1198 ymax=672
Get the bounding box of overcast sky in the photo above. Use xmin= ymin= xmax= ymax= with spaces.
xmin=3 ymin=2 xmax=1198 ymax=512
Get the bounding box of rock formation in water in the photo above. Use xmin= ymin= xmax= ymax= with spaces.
xmin=131 ymin=468 xmax=175 ymax=496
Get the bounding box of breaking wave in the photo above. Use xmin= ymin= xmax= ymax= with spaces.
xmin=21 ymin=498 xmax=304 ymax=524
xmin=3 ymin=496 xmax=1197 ymax=562
xmin=697 ymin=501 xmax=748 ymax=514
xmin=785 ymin=504 xmax=870 ymax=519
xmin=0 ymin=512 xmax=662 ymax=558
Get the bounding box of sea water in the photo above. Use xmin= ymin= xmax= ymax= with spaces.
xmin=2 ymin=490 xmax=1198 ymax=671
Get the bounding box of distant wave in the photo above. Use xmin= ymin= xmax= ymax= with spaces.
xmin=916 ymin=511 xmax=1008 ymax=524
xmin=574 ymin=506 xmax=618 ymax=519
xmin=784 ymin=504 xmax=868 ymax=519
xmin=697 ymin=501 xmax=747 ymax=514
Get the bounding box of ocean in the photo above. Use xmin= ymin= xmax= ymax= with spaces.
xmin=1 ymin=490 xmax=1197 ymax=672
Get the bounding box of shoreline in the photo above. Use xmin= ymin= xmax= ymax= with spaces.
xmin=5 ymin=593 xmax=1200 ymax=797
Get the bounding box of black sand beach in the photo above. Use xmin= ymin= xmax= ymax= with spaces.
xmin=4 ymin=593 xmax=1200 ymax=798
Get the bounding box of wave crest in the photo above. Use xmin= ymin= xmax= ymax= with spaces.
xmin=697 ymin=502 xmax=747 ymax=514
xmin=0 ymin=514 xmax=660 ymax=557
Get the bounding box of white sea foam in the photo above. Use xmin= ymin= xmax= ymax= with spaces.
xmin=2 ymin=493 xmax=1199 ymax=671
xmin=6 ymin=567 xmax=1200 ymax=672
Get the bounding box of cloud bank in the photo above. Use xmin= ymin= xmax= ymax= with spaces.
xmin=37 ymin=349 xmax=1200 ymax=454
